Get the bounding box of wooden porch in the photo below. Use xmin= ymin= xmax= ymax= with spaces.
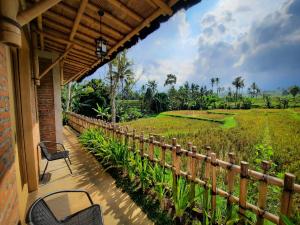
xmin=27 ymin=126 xmax=153 ymax=225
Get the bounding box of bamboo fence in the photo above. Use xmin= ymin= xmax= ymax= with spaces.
xmin=67 ymin=112 xmax=300 ymax=225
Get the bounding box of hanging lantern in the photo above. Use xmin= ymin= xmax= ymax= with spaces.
xmin=95 ymin=36 xmax=107 ymax=58
xmin=95 ymin=9 xmax=107 ymax=59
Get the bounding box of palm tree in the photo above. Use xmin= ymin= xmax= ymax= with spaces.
xmin=210 ymin=78 xmax=215 ymax=92
xmin=215 ymin=77 xmax=220 ymax=95
xmin=232 ymin=76 xmax=245 ymax=105
xmin=289 ymin=85 xmax=300 ymax=107
xmin=147 ymin=80 xmax=158 ymax=94
xmin=164 ymin=74 xmax=177 ymax=87
xmin=108 ymin=51 xmax=133 ymax=123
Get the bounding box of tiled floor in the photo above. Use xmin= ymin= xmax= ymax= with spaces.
xmin=27 ymin=126 xmax=153 ymax=225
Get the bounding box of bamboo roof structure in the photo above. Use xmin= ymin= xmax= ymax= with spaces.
xmin=30 ymin=0 xmax=201 ymax=84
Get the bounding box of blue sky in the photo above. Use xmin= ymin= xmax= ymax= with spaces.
xmin=87 ymin=0 xmax=300 ymax=91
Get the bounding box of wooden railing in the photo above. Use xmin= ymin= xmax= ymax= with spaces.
xmin=66 ymin=112 xmax=300 ymax=225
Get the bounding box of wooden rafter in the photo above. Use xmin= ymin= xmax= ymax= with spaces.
xmin=86 ymin=3 xmax=132 ymax=32
xmin=44 ymin=11 xmax=117 ymax=44
xmin=67 ymin=0 xmax=89 ymax=46
xmin=64 ymin=67 xmax=86 ymax=84
xmin=17 ymin=0 xmax=63 ymax=26
xmin=145 ymin=0 xmax=157 ymax=9
xmin=61 ymin=0 xmax=89 ymax=79
xmin=108 ymin=0 xmax=143 ymax=22
xmin=56 ymin=3 xmax=124 ymax=40
xmin=39 ymin=46 xmax=73 ymax=79
xmin=151 ymin=0 xmax=172 ymax=16
xmin=39 ymin=30 xmax=96 ymax=55
xmin=71 ymin=0 xmax=178 ymax=82
xmin=37 ymin=15 xmax=44 ymax=50
xmin=43 ymin=18 xmax=98 ymax=46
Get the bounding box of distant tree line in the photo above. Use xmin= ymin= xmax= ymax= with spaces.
xmin=62 ymin=51 xmax=300 ymax=122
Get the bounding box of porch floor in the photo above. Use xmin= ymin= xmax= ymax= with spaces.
xmin=28 ymin=126 xmax=153 ymax=225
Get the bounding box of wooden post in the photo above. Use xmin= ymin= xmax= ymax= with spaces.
xmin=203 ymin=146 xmax=211 ymax=225
xmin=226 ymin=152 xmax=235 ymax=220
xmin=132 ymin=129 xmax=136 ymax=152
xmin=189 ymin=146 xmax=197 ymax=206
xmin=187 ymin=142 xmax=192 ymax=173
xmin=256 ymin=161 xmax=271 ymax=225
xmin=160 ymin=136 xmax=166 ymax=167
xmin=210 ymin=152 xmax=217 ymax=224
xmin=125 ymin=126 xmax=129 ymax=146
xmin=279 ymin=173 xmax=295 ymax=225
xmin=149 ymin=136 xmax=154 ymax=161
xmin=172 ymin=142 xmax=178 ymax=204
xmin=239 ymin=161 xmax=249 ymax=224
xmin=139 ymin=132 xmax=144 ymax=157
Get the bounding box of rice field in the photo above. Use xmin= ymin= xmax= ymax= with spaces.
xmin=122 ymin=108 xmax=300 ymax=181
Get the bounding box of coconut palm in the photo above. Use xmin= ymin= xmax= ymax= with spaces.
xmin=215 ymin=77 xmax=220 ymax=95
xmin=211 ymin=78 xmax=215 ymax=92
xmin=232 ymin=76 xmax=245 ymax=105
xmin=108 ymin=51 xmax=133 ymax=123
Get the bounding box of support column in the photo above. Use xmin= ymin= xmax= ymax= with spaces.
xmin=53 ymin=61 xmax=63 ymax=143
xmin=37 ymin=51 xmax=63 ymax=146
xmin=0 ymin=0 xmax=22 ymax=47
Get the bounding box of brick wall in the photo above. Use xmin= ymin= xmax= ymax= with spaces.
xmin=37 ymin=58 xmax=56 ymax=146
xmin=0 ymin=44 xmax=20 ymax=224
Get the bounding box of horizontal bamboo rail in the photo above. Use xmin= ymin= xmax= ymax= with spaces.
xmin=66 ymin=112 xmax=300 ymax=224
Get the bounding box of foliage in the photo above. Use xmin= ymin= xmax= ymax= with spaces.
xmin=173 ymin=178 xmax=190 ymax=219
xmin=263 ymin=94 xmax=272 ymax=108
xmin=93 ymin=103 xmax=110 ymax=120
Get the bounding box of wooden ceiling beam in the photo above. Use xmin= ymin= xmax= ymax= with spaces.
xmin=65 ymin=57 xmax=91 ymax=67
xmin=42 ymin=32 xmax=95 ymax=56
xmin=150 ymin=0 xmax=172 ymax=16
xmin=40 ymin=28 xmax=96 ymax=54
xmin=17 ymin=0 xmax=62 ymax=26
xmin=65 ymin=60 xmax=86 ymax=69
xmin=39 ymin=45 xmax=73 ymax=79
xmin=69 ymin=50 xmax=97 ymax=61
xmin=55 ymin=3 xmax=123 ymax=40
xmin=68 ymin=0 xmax=89 ymax=45
xmin=73 ymin=1 xmax=178 ymax=82
xmin=44 ymin=11 xmax=117 ymax=44
xmin=43 ymin=18 xmax=100 ymax=46
xmin=64 ymin=68 xmax=87 ymax=85
xmin=108 ymin=0 xmax=143 ymax=22
xmin=86 ymin=3 xmax=132 ymax=32
xmin=37 ymin=15 xmax=44 ymax=50
xmin=145 ymin=0 xmax=157 ymax=9
xmin=68 ymin=52 xmax=95 ymax=63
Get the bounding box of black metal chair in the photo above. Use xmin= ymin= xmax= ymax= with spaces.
xmin=26 ymin=190 xmax=104 ymax=225
xmin=38 ymin=141 xmax=72 ymax=180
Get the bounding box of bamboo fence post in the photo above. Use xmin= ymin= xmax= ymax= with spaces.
xmin=132 ymin=129 xmax=136 ymax=152
xmin=239 ymin=161 xmax=249 ymax=224
xmin=149 ymin=136 xmax=154 ymax=161
xmin=210 ymin=152 xmax=217 ymax=224
xmin=125 ymin=126 xmax=129 ymax=146
xmin=279 ymin=173 xmax=295 ymax=225
xmin=160 ymin=136 xmax=166 ymax=167
xmin=171 ymin=140 xmax=178 ymax=203
xmin=140 ymin=132 xmax=144 ymax=158
xmin=112 ymin=124 xmax=116 ymax=139
xmin=256 ymin=160 xmax=271 ymax=225
xmin=187 ymin=142 xmax=192 ymax=174
xmin=203 ymin=146 xmax=211 ymax=224
xmin=226 ymin=152 xmax=235 ymax=220
xmin=189 ymin=146 xmax=197 ymax=207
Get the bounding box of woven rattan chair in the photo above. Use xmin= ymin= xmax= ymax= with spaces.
xmin=26 ymin=190 xmax=104 ymax=225
xmin=38 ymin=141 xmax=72 ymax=180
